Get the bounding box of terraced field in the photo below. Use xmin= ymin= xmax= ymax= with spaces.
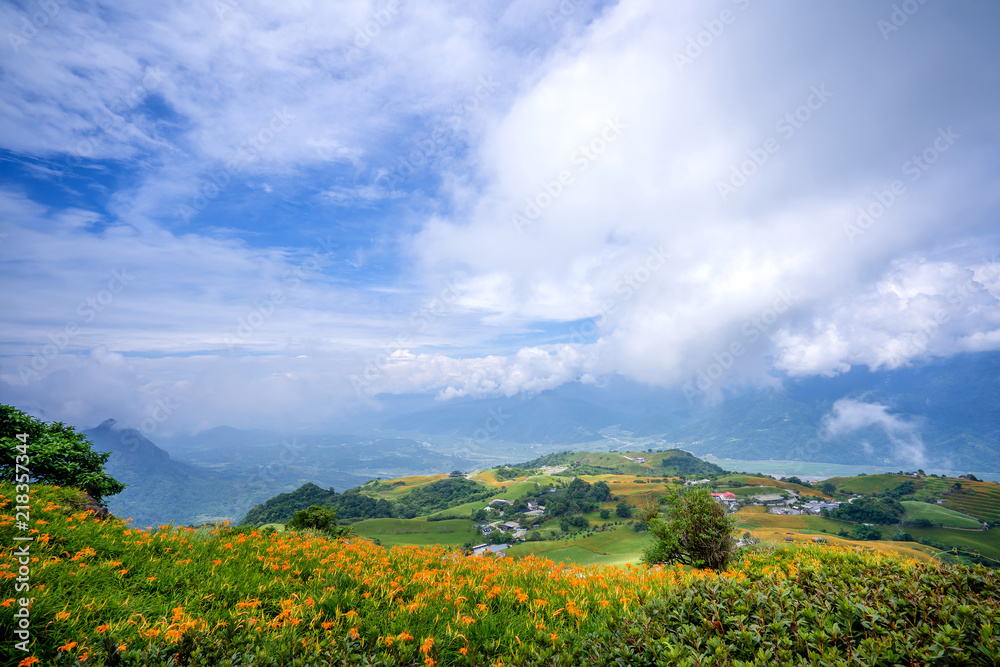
xmin=936 ymin=482 xmax=1000 ymax=523
xmin=900 ymin=500 xmax=983 ymax=529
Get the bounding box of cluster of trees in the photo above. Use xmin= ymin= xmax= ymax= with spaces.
xmin=241 ymin=477 xmax=495 ymax=526
xmin=523 ymin=477 xmax=611 ymax=518
xmin=285 ymin=504 xmax=351 ymax=538
xmin=832 ymin=496 xmax=906 ymax=525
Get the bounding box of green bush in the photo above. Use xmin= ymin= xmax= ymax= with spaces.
xmin=0 ymin=404 xmax=124 ymax=504
xmin=285 ymin=505 xmax=350 ymax=537
xmin=850 ymin=524 xmax=882 ymax=541
xmin=642 ymin=487 xmax=735 ymax=572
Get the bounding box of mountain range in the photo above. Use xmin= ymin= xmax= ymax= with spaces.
xmin=83 ymin=351 xmax=1000 ymax=526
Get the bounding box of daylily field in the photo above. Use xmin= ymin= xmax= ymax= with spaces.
xmin=3 ymin=484 xmax=999 ymax=666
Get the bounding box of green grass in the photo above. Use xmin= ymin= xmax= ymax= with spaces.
xmin=507 ymin=526 xmax=652 ymax=565
xmin=6 ymin=483 xmax=1000 ymax=666
xmin=900 ymin=501 xmax=983 ymax=529
xmin=827 ymin=474 xmax=909 ymax=495
xmin=349 ymin=517 xmax=478 ymax=547
xmin=902 ymin=526 xmax=1000 ymax=560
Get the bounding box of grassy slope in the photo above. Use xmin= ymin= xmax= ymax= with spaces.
xmin=349 ymin=517 xmax=478 ymax=547
xmin=824 ymin=474 xmax=1000 ymax=522
xmin=245 ymin=457 xmax=1000 ymax=567
xmin=353 ymin=466 xmax=1000 ymax=566
xmin=8 ymin=483 xmax=1000 ymax=666
xmin=507 ymin=526 xmax=652 ymax=565
xmin=900 ymin=500 xmax=983 ymax=528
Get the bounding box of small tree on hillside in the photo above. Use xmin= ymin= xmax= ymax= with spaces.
xmin=285 ymin=505 xmax=350 ymax=538
xmin=641 ymin=487 xmax=735 ymax=572
xmin=0 ymin=405 xmax=125 ymax=505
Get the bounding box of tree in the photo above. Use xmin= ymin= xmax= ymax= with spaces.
xmin=832 ymin=496 xmax=904 ymax=525
xmin=850 ymin=524 xmax=882 ymax=541
xmin=641 ymin=487 xmax=735 ymax=572
xmin=615 ymin=501 xmax=633 ymax=518
xmin=285 ymin=505 xmax=350 ymax=537
xmin=819 ymin=482 xmax=837 ymax=496
xmin=0 ymin=405 xmax=125 ymax=505
xmin=599 ymin=508 xmax=611 ymax=520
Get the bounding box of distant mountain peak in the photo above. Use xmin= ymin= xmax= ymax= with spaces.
xmin=97 ymin=418 xmax=119 ymax=430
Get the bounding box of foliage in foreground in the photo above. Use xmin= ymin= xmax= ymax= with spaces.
xmin=2 ymin=483 xmax=999 ymax=666
xmin=642 ymin=486 xmax=736 ymax=572
xmin=0 ymin=405 xmax=124 ymax=504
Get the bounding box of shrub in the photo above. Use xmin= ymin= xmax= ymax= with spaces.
xmin=851 ymin=524 xmax=882 ymax=541
xmin=285 ymin=505 xmax=350 ymax=537
xmin=0 ymin=404 xmax=124 ymax=504
xmin=642 ymin=487 xmax=735 ymax=572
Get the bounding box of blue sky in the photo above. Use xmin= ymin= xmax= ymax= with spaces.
xmin=1 ymin=0 xmax=999 ymax=434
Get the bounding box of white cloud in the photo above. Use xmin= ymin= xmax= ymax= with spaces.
xmin=774 ymin=258 xmax=1000 ymax=375
xmin=362 ymin=344 xmax=597 ymax=399
xmin=3 ymin=1 xmax=1000 ymax=430
xmin=821 ymin=398 xmax=926 ymax=468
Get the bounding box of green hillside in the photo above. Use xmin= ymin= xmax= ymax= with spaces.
xmin=900 ymin=501 xmax=983 ymax=529
xmin=4 ymin=483 xmax=1000 ymax=667
xmin=350 ymin=517 xmax=478 ymax=547
xmin=513 ymin=448 xmax=726 ymax=478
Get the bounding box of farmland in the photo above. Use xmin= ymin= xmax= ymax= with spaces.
xmin=5 ymin=482 xmax=999 ymax=666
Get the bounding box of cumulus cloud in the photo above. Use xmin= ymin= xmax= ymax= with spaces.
xmin=774 ymin=257 xmax=1000 ymax=375
xmin=361 ymin=344 xmax=598 ymax=399
xmin=820 ymin=398 xmax=926 ymax=468
xmin=2 ymin=1 xmax=1000 ymax=431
